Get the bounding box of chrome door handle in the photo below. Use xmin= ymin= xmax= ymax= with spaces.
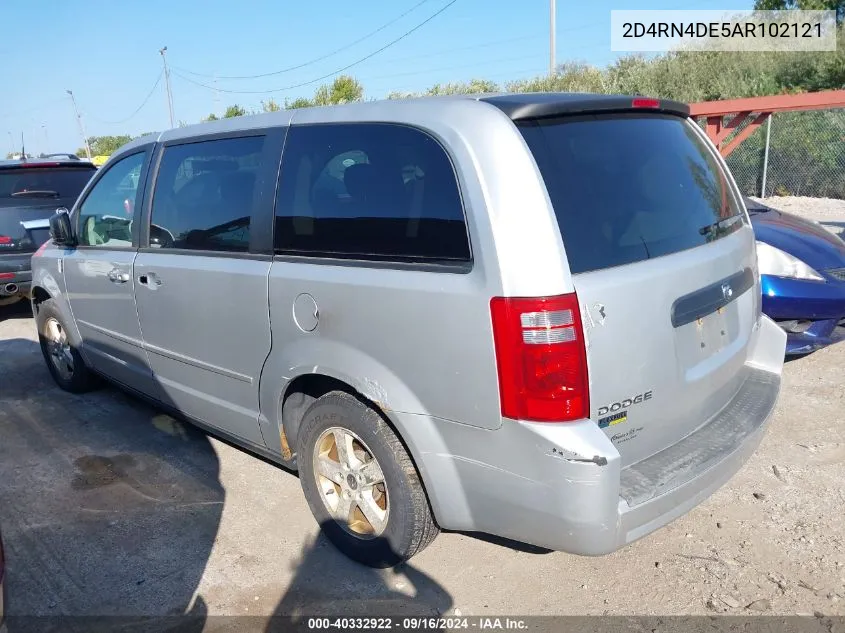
xmin=107 ymin=268 xmax=130 ymax=283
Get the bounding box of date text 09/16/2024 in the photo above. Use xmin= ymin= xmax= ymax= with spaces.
xmin=306 ymin=617 xmax=528 ymax=630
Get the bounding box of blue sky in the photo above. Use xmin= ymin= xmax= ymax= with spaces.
xmin=1 ymin=0 xmax=753 ymax=155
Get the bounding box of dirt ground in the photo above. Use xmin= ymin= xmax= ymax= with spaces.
xmin=0 ymin=197 xmax=843 ymax=624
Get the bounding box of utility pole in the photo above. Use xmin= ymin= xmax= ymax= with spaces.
xmin=66 ymin=90 xmax=92 ymax=160
xmin=159 ymin=46 xmax=175 ymax=128
xmin=549 ymin=0 xmax=556 ymax=77
xmin=42 ymin=124 xmax=49 ymax=153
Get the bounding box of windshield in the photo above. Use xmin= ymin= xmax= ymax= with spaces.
xmin=0 ymin=167 xmax=94 ymax=201
xmin=518 ymin=114 xmax=744 ymax=274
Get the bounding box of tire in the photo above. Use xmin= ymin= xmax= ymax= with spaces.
xmin=297 ymin=391 xmax=438 ymax=567
xmin=36 ymin=298 xmax=98 ymax=393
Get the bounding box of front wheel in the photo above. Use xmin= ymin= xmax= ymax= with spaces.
xmin=36 ymin=298 xmax=98 ymax=393
xmin=297 ymin=391 xmax=438 ymax=567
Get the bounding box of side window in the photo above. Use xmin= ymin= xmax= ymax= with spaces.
xmin=149 ymin=136 xmax=264 ymax=252
xmin=274 ymin=124 xmax=469 ymax=263
xmin=76 ymin=152 xmax=146 ymax=247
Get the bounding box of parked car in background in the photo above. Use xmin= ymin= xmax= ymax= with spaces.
xmin=747 ymin=197 xmax=845 ymax=355
xmin=31 ymin=93 xmax=786 ymax=567
xmin=0 ymin=156 xmax=96 ymax=306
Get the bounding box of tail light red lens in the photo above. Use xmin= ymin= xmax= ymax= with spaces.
xmin=0 ymin=236 xmax=12 ymax=244
xmin=0 ymin=273 xmax=14 ymax=280
xmin=490 ymin=293 xmax=589 ymax=422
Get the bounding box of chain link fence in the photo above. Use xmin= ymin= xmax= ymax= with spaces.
xmin=722 ymin=109 xmax=845 ymax=200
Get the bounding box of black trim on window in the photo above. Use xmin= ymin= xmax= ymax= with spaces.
xmin=71 ymin=146 xmax=153 ymax=250
xmin=139 ymin=127 xmax=286 ymax=256
xmin=138 ymin=247 xmax=272 ymax=261
xmin=272 ymin=122 xmax=472 ymax=267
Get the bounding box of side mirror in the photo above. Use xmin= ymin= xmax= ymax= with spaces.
xmin=49 ymin=208 xmax=76 ymax=247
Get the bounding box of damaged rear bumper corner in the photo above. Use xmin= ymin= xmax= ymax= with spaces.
xmin=413 ymin=317 xmax=785 ymax=556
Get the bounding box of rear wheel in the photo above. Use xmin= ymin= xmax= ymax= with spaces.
xmin=36 ymin=299 xmax=97 ymax=393
xmin=297 ymin=391 xmax=438 ymax=567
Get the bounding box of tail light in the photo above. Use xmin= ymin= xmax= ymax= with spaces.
xmin=490 ymin=293 xmax=589 ymax=422
xmin=0 ymin=236 xmax=12 ymax=244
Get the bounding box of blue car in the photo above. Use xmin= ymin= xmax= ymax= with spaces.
xmin=746 ymin=197 xmax=845 ymax=355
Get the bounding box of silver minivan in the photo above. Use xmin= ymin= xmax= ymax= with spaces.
xmin=31 ymin=93 xmax=786 ymax=567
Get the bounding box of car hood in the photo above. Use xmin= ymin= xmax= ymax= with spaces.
xmin=746 ymin=198 xmax=845 ymax=272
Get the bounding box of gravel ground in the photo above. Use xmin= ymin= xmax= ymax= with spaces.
xmin=0 ymin=197 xmax=843 ymax=626
xmin=750 ymin=195 xmax=845 ymax=240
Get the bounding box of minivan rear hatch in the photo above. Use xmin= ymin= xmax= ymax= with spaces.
xmin=515 ymin=103 xmax=759 ymax=468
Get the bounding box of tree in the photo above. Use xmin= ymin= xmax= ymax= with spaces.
xmin=313 ymin=75 xmax=364 ymax=106
xmin=285 ymin=97 xmax=314 ymax=109
xmin=223 ymin=105 xmax=247 ymax=118
xmin=261 ymin=99 xmax=281 ymax=112
xmin=76 ymin=135 xmax=133 ymax=158
xmin=754 ymin=0 xmax=844 ymax=23
xmin=202 ymin=113 xmax=219 ymax=122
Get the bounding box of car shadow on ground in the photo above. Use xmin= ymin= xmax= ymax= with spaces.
xmin=0 ymin=335 xmax=222 ymax=632
xmin=0 ymin=301 xmax=32 ymax=324
xmin=1 ymin=333 xmax=455 ymax=633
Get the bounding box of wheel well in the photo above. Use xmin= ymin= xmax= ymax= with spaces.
xmin=281 ymin=374 xmax=355 ymax=455
xmin=280 ymin=372 xmax=440 ymax=527
xmin=31 ymin=286 xmax=51 ymax=311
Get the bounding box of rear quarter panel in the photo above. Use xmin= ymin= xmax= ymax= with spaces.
xmin=258 ymin=99 xmax=577 ymax=448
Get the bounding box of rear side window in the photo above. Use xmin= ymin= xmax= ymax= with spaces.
xmin=150 ymin=136 xmax=264 ymax=252
xmin=274 ymin=123 xmax=470 ymax=263
xmin=518 ymin=114 xmax=744 ymax=274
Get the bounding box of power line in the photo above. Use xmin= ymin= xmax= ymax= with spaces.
xmin=172 ymin=0 xmax=433 ymax=80
xmin=358 ymin=53 xmax=541 ymax=82
xmin=170 ymin=0 xmax=458 ymax=95
xmin=87 ymin=71 xmax=164 ymax=125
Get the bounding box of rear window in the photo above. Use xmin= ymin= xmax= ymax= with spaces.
xmin=0 ymin=167 xmax=94 ymax=200
xmin=518 ymin=114 xmax=744 ymax=274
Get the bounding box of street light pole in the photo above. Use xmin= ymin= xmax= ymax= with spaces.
xmin=66 ymin=90 xmax=92 ymax=160
xmin=549 ymin=0 xmax=556 ymax=77
xmin=159 ymin=46 xmax=175 ymax=128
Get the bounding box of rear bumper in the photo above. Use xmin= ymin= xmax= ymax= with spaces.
xmin=413 ymin=316 xmax=786 ymax=555
xmin=0 ymin=252 xmax=33 ymax=297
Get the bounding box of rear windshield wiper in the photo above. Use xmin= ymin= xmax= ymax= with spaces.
xmin=699 ymin=215 xmax=742 ymax=237
xmin=11 ymin=190 xmax=59 ymax=198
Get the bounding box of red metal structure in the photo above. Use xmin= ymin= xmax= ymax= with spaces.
xmin=689 ymin=89 xmax=845 ymax=157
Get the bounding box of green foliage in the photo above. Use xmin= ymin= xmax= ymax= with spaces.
xmin=313 ymin=75 xmax=364 ymax=106
xmin=754 ymin=0 xmax=844 ymax=22
xmin=284 ymin=97 xmax=314 ymax=109
xmin=202 ymin=113 xmax=219 ymax=122
xmin=75 ymin=135 xmax=133 ymax=158
xmin=223 ymin=105 xmax=247 ymax=118
xmin=261 ymin=99 xmax=281 ymax=112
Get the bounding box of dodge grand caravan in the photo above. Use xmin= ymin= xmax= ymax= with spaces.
xmin=31 ymin=93 xmax=786 ymax=567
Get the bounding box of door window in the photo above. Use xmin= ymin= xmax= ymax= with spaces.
xmin=76 ymin=152 xmax=146 ymax=247
xmin=149 ymin=136 xmax=264 ymax=252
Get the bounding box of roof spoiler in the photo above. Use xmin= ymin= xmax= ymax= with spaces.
xmin=481 ymin=93 xmax=690 ymax=121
